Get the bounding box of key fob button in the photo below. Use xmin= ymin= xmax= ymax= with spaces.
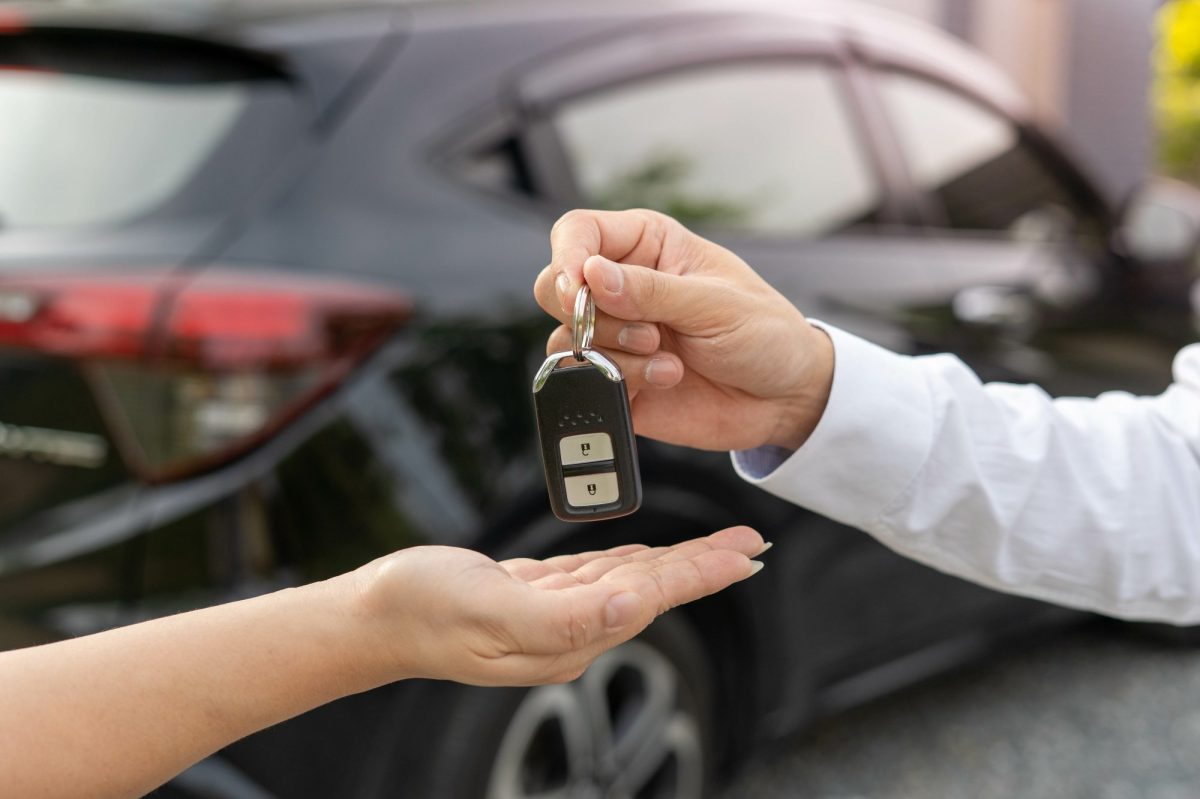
xmin=564 ymin=473 xmax=620 ymax=507
xmin=533 ymin=347 xmax=641 ymax=521
xmin=559 ymin=433 xmax=613 ymax=466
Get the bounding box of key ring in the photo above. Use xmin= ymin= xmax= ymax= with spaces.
xmin=572 ymin=284 xmax=595 ymax=361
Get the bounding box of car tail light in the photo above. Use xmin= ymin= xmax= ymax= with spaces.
xmin=0 ymin=9 xmax=25 ymax=35
xmin=0 ymin=270 xmax=412 ymax=480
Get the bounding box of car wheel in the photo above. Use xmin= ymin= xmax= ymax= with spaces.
xmin=366 ymin=611 xmax=715 ymax=799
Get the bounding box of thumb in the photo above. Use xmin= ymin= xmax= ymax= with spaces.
xmin=583 ymin=255 xmax=727 ymax=335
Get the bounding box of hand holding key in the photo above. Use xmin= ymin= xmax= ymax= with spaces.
xmin=534 ymin=209 xmax=835 ymax=452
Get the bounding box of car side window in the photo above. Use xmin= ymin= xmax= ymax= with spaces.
xmin=550 ymin=62 xmax=882 ymax=238
xmin=454 ymin=136 xmax=536 ymax=198
xmin=877 ymin=71 xmax=1086 ymax=236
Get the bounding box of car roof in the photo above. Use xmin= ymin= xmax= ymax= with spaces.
xmin=403 ymin=0 xmax=1029 ymax=119
xmin=0 ymin=0 xmax=1029 ymax=119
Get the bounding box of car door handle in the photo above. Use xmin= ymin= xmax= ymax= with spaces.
xmin=952 ymin=285 xmax=1036 ymax=329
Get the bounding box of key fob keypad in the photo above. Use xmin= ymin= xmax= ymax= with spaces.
xmin=533 ymin=355 xmax=641 ymax=522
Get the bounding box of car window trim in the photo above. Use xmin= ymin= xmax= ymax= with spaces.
xmin=513 ymin=14 xmax=844 ymax=116
xmin=508 ymin=15 xmax=864 ymax=220
xmin=840 ymin=53 xmax=922 ymax=228
xmin=515 ymin=52 xmax=903 ymax=239
xmin=855 ymin=60 xmax=1114 ymax=235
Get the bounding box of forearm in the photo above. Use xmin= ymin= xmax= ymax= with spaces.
xmin=872 ymin=359 xmax=1200 ymax=622
xmin=739 ymin=326 xmax=1200 ymax=624
xmin=0 ymin=574 xmax=384 ymax=799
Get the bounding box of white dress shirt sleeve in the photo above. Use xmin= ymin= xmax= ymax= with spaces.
xmin=733 ymin=323 xmax=1200 ymax=625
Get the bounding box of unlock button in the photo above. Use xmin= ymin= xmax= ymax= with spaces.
xmin=564 ymin=473 xmax=620 ymax=508
xmin=559 ymin=433 xmax=613 ymax=466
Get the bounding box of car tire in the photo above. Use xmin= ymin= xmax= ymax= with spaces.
xmin=366 ymin=610 xmax=716 ymax=799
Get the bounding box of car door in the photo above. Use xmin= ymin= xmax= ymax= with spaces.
xmin=862 ymin=64 xmax=1180 ymax=397
xmin=511 ymin=17 xmax=1024 ymax=680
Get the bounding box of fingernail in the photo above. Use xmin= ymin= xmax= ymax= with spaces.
xmin=643 ymin=357 xmax=680 ymax=387
xmin=597 ymin=257 xmax=624 ymax=294
xmin=757 ymin=541 xmax=774 ymax=556
xmin=605 ymin=592 xmax=642 ymax=629
xmin=618 ymin=324 xmax=656 ymax=353
xmin=748 ymin=561 xmax=765 ymax=576
xmin=555 ymin=272 xmax=572 ymax=306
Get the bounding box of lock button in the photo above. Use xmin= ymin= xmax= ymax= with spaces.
xmin=559 ymin=433 xmax=614 ymax=466
xmin=563 ymin=472 xmax=620 ymax=508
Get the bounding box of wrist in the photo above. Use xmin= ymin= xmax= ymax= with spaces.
xmin=768 ymin=322 xmax=834 ymax=451
xmin=325 ymin=565 xmax=420 ymax=691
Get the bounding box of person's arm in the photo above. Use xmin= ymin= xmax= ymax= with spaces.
xmin=534 ymin=208 xmax=1200 ymax=625
xmin=0 ymin=529 xmax=765 ymax=799
xmin=734 ymin=325 xmax=1200 ymax=624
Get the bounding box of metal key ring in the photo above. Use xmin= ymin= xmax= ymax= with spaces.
xmin=572 ymin=284 xmax=595 ymax=361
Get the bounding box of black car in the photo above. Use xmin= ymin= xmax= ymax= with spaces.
xmin=1 ymin=2 xmax=1197 ymax=797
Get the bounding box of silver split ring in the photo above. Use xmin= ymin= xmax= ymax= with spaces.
xmin=572 ymin=284 xmax=595 ymax=361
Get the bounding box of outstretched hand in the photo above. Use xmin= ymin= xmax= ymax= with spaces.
xmin=0 ymin=526 xmax=765 ymax=799
xmin=534 ymin=208 xmax=834 ymax=452
xmin=351 ymin=527 xmax=767 ymax=686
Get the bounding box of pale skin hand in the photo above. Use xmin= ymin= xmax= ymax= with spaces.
xmin=534 ymin=208 xmax=836 ymax=451
xmin=0 ymin=528 xmax=765 ymax=799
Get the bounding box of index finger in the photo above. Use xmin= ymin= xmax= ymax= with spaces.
xmin=614 ymin=548 xmax=760 ymax=616
xmin=500 ymin=543 xmax=649 ymax=582
xmin=570 ymin=527 xmax=765 ymax=584
xmin=549 ymin=209 xmax=671 ymax=311
xmin=511 ymin=544 xmax=760 ymax=657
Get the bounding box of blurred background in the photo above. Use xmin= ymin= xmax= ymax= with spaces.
xmin=3 ymin=1 xmax=1200 ymax=798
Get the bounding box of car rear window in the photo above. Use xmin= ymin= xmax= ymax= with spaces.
xmin=0 ymin=30 xmax=302 ymax=231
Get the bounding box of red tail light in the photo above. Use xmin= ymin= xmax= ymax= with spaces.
xmin=0 ymin=270 xmax=412 ymax=480
xmin=0 ymin=9 xmax=25 ymax=35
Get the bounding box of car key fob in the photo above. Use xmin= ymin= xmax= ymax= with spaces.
xmin=532 ymin=286 xmax=641 ymax=522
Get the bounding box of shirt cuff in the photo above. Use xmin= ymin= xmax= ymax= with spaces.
xmin=731 ymin=322 xmax=934 ymax=530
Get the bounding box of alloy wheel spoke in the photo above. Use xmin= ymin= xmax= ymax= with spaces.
xmin=488 ymin=638 xmax=706 ymax=799
xmin=612 ymin=712 xmax=704 ymax=798
xmin=605 ymin=643 xmax=678 ymax=774
xmin=487 ymin=684 xmax=597 ymax=799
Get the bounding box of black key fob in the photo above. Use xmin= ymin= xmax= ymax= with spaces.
xmin=532 ymin=287 xmax=642 ymax=522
